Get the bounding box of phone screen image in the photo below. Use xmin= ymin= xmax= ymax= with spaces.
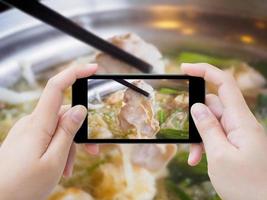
xmin=73 ymin=75 xmax=204 ymax=143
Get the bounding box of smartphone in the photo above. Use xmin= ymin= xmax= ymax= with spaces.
xmin=72 ymin=74 xmax=205 ymax=143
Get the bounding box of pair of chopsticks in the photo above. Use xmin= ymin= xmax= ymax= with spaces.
xmin=1 ymin=0 xmax=153 ymax=74
xmin=113 ymin=79 xmax=150 ymax=97
xmin=1 ymin=0 xmax=151 ymax=97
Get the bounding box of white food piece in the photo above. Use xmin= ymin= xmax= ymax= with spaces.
xmin=20 ymin=60 xmax=38 ymax=88
xmin=88 ymin=115 xmax=113 ymax=139
xmin=96 ymin=33 xmax=165 ymax=73
xmin=118 ymin=80 xmax=160 ymax=138
xmin=105 ymin=90 xmax=124 ymax=105
xmin=49 ymin=186 xmax=94 ymax=200
xmin=87 ymin=102 xmax=104 ymax=110
xmin=0 ymin=87 xmax=41 ymax=104
xmin=173 ymin=93 xmax=189 ymax=109
xmin=89 ymin=146 xmax=156 ymax=200
xmin=224 ymin=63 xmax=266 ymax=91
xmin=130 ymin=144 xmax=177 ymax=172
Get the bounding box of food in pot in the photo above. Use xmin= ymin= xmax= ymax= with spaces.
xmin=88 ymin=79 xmax=189 ymax=139
xmin=0 ymin=33 xmax=266 ymax=200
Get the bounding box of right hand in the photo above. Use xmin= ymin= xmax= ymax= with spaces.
xmin=182 ymin=63 xmax=267 ymax=200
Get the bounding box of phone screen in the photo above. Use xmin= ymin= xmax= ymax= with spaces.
xmin=72 ymin=75 xmax=204 ymax=143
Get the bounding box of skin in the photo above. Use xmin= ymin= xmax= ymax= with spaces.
xmin=0 ymin=64 xmax=98 ymax=200
xmin=182 ymin=63 xmax=267 ymax=200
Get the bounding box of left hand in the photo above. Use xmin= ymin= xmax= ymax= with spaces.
xmin=0 ymin=64 xmax=97 ymax=200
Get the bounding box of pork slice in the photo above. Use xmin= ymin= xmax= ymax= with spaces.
xmin=96 ymin=33 xmax=165 ymax=73
xmin=118 ymin=80 xmax=160 ymax=138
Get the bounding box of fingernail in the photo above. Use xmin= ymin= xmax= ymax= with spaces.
xmin=85 ymin=145 xmax=99 ymax=155
xmin=181 ymin=63 xmax=189 ymax=67
xmin=181 ymin=63 xmax=194 ymax=67
xmin=180 ymin=63 xmax=193 ymax=73
xmin=191 ymin=103 xmax=209 ymax=121
xmin=71 ymin=106 xmax=87 ymax=123
xmin=180 ymin=63 xmax=187 ymax=69
xmin=188 ymin=153 xmax=193 ymax=165
xmin=86 ymin=63 xmax=98 ymax=69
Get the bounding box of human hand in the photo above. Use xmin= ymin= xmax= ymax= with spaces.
xmin=182 ymin=63 xmax=267 ymax=200
xmin=0 ymin=64 xmax=97 ymax=200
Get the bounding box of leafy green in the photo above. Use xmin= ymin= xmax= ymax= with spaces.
xmin=84 ymin=159 xmax=106 ymax=176
xmin=158 ymin=129 xmax=189 ymax=139
xmin=256 ymin=93 xmax=267 ymax=114
xmin=251 ymin=61 xmax=267 ymax=78
xmin=157 ymin=110 xmax=167 ymax=125
xmin=159 ymin=88 xmax=180 ymax=95
xmin=165 ymin=180 xmax=191 ymax=200
xmin=168 ymin=152 xmax=209 ymax=185
xmin=255 ymin=93 xmax=267 ymax=129
xmin=177 ymin=52 xmax=241 ymax=68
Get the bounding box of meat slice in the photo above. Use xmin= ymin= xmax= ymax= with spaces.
xmin=224 ymin=62 xmax=266 ymax=91
xmin=96 ymin=33 xmax=165 ymax=73
xmin=130 ymin=144 xmax=177 ymax=172
xmin=118 ymin=80 xmax=160 ymax=138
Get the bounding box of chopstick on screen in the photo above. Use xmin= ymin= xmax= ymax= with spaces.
xmin=1 ymin=0 xmax=153 ymax=73
xmin=113 ymin=79 xmax=150 ymax=97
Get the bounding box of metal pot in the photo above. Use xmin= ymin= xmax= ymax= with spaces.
xmin=0 ymin=0 xmax=267 ymax=87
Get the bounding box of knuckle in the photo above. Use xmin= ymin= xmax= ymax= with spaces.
xmin=18 ymin=114 xmax=32 ymax=123
xmin=199 ymin=117 xmax=219 ymax=132
xmin=47 ymin=76 xmax=59 ymax=90
xmin=223 ymin=72 xmax=235 ymax=84
xmin=58 ymin=124 xmax=74 ymax=138
xmin=227 ymin=131 xmax=237 ymax=143
xmin=40 ymin=157 xmax=59 ymax=172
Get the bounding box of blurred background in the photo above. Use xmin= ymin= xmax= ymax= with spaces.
xmin=0 ymin=0 xmax=266 ymax=199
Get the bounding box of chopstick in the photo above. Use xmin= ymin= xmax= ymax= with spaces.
xmin=113 ymin=79 xmax=150 ymax=97
xmin=1 ymin=0 xmax=153 ymax=73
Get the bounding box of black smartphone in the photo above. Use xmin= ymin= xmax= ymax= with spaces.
xmin=72 ymin=74 xmax=205 ymax=143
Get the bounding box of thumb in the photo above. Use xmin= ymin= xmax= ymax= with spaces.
xmin=42 ymin=105 xmax=87 ymax=165
xmin=191 ymin=103 xmax=231 ymax=156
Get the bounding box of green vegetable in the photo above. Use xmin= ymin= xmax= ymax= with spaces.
xmin=177 ymin=52 xmax=241 ymax=68
xmin=159 ymin=88 xmax=180 ymax=95
xmin=212 ymin=195 xmax=222 ymax=200
xmin=85 ymin=159 xmax=106 ymax=175
xmin=157 ymin=110 xmax=167 ymax=125
xmin=255 ymin=94 xmax=267 ymax=129
xmin=165 ymin=180 xmax=192 ymax=200
xmin=158 ymin=129 xmax=189 ymax=139
xmin=168 ymin=152 xmax=209 ymax=184
xmin=256 ymin=93 xmax=267 ymax=113
xmin=251 ymin=61 xmax=267 ymax=78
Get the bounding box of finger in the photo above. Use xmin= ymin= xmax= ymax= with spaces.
xmin=188 ymin=94 xmax=223 ymax=166
xmin=59 ymin=105 xmax=71 ymax=117
xmin=84 ymin=144 xmax=99 ymax=155
xmin=188 ymin=144 xmax=204 ymax=166
xmin=206 ymin=94 xmax=223 ymax=119
xmin=33 ymin=64 xmax=97 ymax=137
xmin=191 ymin=103 xmax=236 ymax=156
xmin=181 ymin=63 xmax=256 ymax=125
xmin=63 ymin=142 xmax=76 ymax=178
xmin=42 ymin=105 xmax=87 ymax=165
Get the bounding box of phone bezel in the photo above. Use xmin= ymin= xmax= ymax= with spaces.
xmin=72 ymin=74 xmax=204 ymax=143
